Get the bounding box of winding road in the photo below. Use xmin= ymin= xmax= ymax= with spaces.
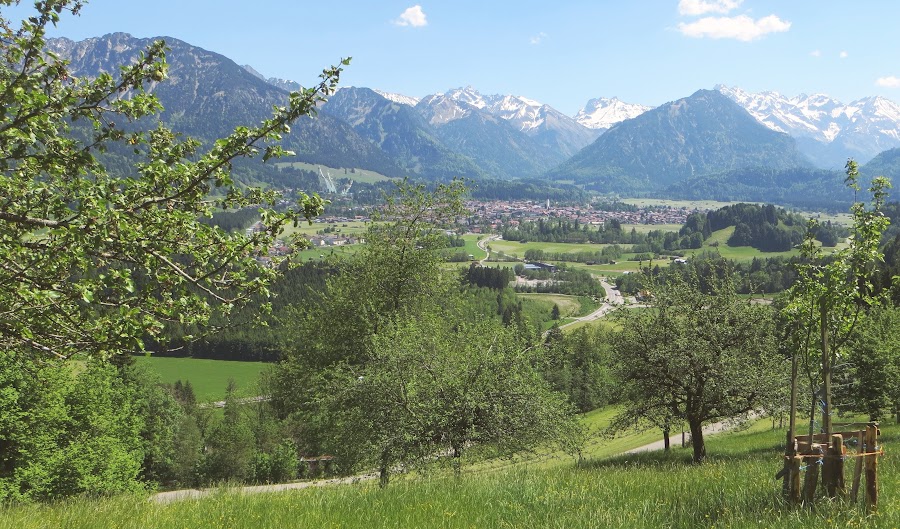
xmin=556 ymin=278 xmax=624 ymax=331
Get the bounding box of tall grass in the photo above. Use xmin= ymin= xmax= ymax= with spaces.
xmin=4 ymin=423 xmax=896 ymax=528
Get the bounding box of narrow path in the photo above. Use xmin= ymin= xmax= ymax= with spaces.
xmin=151 ymin=473 xmax=377 ymax=504
xmin=476 ymin=234 xmax=499 ymax=265
xmin=150 ymin=414 xmax=752 ymax=504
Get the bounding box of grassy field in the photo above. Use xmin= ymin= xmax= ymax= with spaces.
xmin=489 ymin=239 xmax=615 ymax=258
xmin=273 ymin=161 xmax=398 ymax=184
xmin=134 ymin=357 xmax=269 ymax=402
xmin=461 ymin=234 xmax=488 ymax=261
xmin=620 ymin=223 xmax=682 ymax=234
xmin=281 ymin=219 xmax=370 ymax=238
xmin=515 ymin=293 xmax=600 ymax=326
xmin=12 ymin=418 xmax=897 ymax=528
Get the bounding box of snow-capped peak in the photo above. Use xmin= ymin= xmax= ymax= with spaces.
xmin=716 ymin=85 xmax=900 ymax=166
xmin=372 ymin=89 xmax=420 ymax=107
xmin=575 ymin=97 xmax=652 ymax=130
xmin=444 ymin=86 xmax=492 ymax=109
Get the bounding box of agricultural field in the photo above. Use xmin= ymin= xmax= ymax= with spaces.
xmin=460 ymin=234 xmax=488 ymax=261
xmin=620 ymin=223 xmax=682 ymax=234
xmin=13 ymin=418 xmax=897 ymax=528
xmin=273 ymin=161 xmax=398 ymax=184
xmin=488 ymin=239 xmax=615 ymax=258
xmin=133 ymin=357 xmax=269 ymax=402
xmin=280 ymin=220 xmax=370 ymax=238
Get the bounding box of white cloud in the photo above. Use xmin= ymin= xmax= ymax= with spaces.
xmin=678 ymin=0 xmax=742 ymax=16
xmin=394 ymin=5 xmax=427 ymax=27
xmin=530 ymin=32 xmax=547 ymax=45
xmin=678 ymin=14 xmax=791 ymax=41
xmin=810 ymin=50 xmax=821 ymax=58
xmin=839 ymin=51 xmax=849 ymax=59
xmin=876 ymin=76 xmax=900 ymax=88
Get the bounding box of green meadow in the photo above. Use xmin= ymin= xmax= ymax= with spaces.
xmin=10 ymin=418 xmax=897 ymax=529
xmin=280 ymin=219 xmax=370 ymax=238
xmin=461 ymin=234 xmax=488 ymax=260
xmin=489 ymin=239 xmax=614 ymax=257
xmin=621 ymin=223 xmax=682 ymax=234
xmin=134 ymin=357 xmax=268 ymax=402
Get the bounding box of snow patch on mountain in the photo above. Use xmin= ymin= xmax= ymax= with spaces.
xmin=373 ymin=89 xmax=420 ymax=107
xmin=717 ymin=85 xmax=900 ymax=145
xmin=574 ymin=97 xmax=653 ymax=130
xmin=717 ymin=85 xmax=900 ymax=165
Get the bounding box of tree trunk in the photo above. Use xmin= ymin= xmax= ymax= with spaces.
xmin=379 ymin=451 xmax=390 ymax=488
xmin=452 ymin=444 xmax=462 ymax=478
xmin=663 ymin=422 xmax=671 ymax=451
xmin=783 ymin=341 xmax=801 ymax=504
xmin=820 ymin=302 xmax=836 ymax=497
xmin=689 ymin=418 xmax=705 ymax=463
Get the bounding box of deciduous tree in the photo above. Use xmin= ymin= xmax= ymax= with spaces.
xmin=609 ymin=267 xmax=783 ymax=463
xmin=0 ymin=0 xmax=339 ymax=363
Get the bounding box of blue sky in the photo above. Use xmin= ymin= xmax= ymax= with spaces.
xmin=6 ymin=0 xmax=900 ymax=114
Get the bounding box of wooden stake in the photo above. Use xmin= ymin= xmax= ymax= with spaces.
xmin=802 ymin=446 xmax=823 ymax=505
xmin=865 ymin=425 xmax=878 ymax=512
xmin=850 ymin=430 xmax=864 ymax=502
xmin=829 ymin=434 xmax=845 ymax=497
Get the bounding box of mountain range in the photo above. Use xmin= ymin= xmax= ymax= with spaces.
xmin=716 ymin=85 xmax=900 ymax=169
xmin=45 ymin=33 xmax=900 ymax=207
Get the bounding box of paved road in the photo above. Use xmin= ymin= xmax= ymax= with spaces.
xmin=556 ymin=278 xmax=624 ymax=331
xmin=624 ymin=416 xmax=750 ymax=454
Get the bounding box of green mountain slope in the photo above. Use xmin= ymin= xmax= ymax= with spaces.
xmin=547 ymin=89 xmax=809 ymax=192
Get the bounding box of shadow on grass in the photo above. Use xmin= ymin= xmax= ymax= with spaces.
xmin=580 ymin=427 xmax=788 ymax=471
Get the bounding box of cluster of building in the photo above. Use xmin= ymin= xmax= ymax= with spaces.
xmin=464 ymin=200 xmax=700 ymax=232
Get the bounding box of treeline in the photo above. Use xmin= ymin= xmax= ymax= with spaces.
xmin=514 ymin=266 xmax=604 ymax=297
xmin=502 ymin=218 xmax=701 ymax=253
xmin=503 ymin=203 xmax=847 ymax=255
xmin=469 ymin=178 xmax=590 ymax=202
xmin=523 ymin=245 xmax=624 ymax=264
xmin=542 ymin=326 xmax=614 ymax=413
xmin=151 ymin=261 xmax=335 ymax=361
xmin=695 ymin=203 xmax=843 ymax=251
xmin=615 ymin=254 xmax=801 ymax=295
xmin=462 ymin=263 xmax=514 ymax=290
xmin=199 ymin=208 xmax=259 ymax=232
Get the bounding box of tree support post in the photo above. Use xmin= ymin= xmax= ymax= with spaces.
xmin=802 ymin=446 xmax=823 ymax=505
xmin=851 ymin=430 xmax=864 ymax=502
xmin=820 ymin=302 xmax=837 ymax=497
xmin=827 ymin=434 xmax=845 ymax=498
xmin=865 ymin=424 xmax=878 ymax=512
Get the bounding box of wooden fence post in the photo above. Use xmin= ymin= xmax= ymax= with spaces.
xmin=851 ymin=430 xmax=864 ymax=502
xmin=865 ymin=424 xmax=878 ymax=512
xmin=828 ymin=434 xmax=845 ymax=497
xmin=802 ymin=445 xmax=823 ymax=505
